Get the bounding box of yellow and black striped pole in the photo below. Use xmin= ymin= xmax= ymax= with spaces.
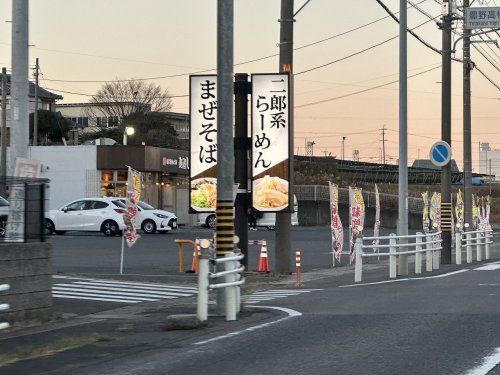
xmin=216 ymin=200 xmax=234 ymax=256
xmin=441 ymin=202 xmax=452 ymax=233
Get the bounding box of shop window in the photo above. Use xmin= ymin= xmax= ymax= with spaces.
xmin=117 ymin=171 xmax=127 ymax=181
xmin=101 ymin=171 xmax=113 ymax=181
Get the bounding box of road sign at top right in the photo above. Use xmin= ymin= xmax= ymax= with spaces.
xmin=465 ymin=7 xmax=500 ymax=29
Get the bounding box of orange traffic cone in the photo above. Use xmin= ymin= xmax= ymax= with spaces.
xmin=257 ymin=239 xmax=270 ymax=272
xmin=187 ymin=238 xmax=200 ymax=273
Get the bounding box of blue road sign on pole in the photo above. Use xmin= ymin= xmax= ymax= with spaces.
xmin=429 ymin=141 xmax=451 ymax=167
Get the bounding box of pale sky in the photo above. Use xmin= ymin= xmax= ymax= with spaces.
xmin=0 ymin=0 xmax=498 ymax=172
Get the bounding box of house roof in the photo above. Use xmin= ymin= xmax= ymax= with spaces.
xmin=0 ymin=74 xmax=63 ymax=101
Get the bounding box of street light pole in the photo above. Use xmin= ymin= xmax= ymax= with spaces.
xmin=215 ymin=0 xmax=235 ymax=312
xmin=397 ymin=0 xmax=409 ymax=275
xmin=1 ymin=68 xmax=7 ymax=181
xmin=441 ymin=0 xmax=453 ymax=264
xmin=275 ymin=0 xmax=294 ymax=274
xmin=33 ymin=57 xmax=39 ymax=146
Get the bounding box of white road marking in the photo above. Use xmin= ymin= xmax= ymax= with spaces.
xmin=339 ymin=269 xmax=470 ymax=288
xmin=193 ymin=306 xmax=302 ymax=346
xmin=240 ymin=289 xmax=321 ymax=304
xmin=475 ymin=263 xmax=500 ymax=271
xmin=53 ymin=286 xmax=177 ymax=299
xmin=52 ymin=277 xmax=197 ymax=303
xmin=464 ymin=347 xmax=500 ymax=375
xmin=52 ymin=294 xmax=141 ymax=304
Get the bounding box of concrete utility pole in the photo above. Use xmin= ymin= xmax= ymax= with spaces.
xmin=397 ymin=0 xmax=409 ymax=275
xmin=462 ymin=0 xmax=473 ymax=227
xmin=33 ymin=57 xmax=39 ymax=146
xmin=441 ymin=0 xmax=453 ymax=264
xmin=10 ymin=0 xmax=30 ymax=175
xmin=382 ymin=125 xmax=387 ymax=165
xmin=275 ymin=0 xmax=294 ymax=274
xmin=234 ymin=73 xmax=250 ymax=269
xmin=1 ymin=68 xmax=7 ymax=180
xmin=215 ymin=0 xmax=235 ymax=311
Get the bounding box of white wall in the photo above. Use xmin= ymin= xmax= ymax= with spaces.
xmin=479 ymin=149 xmax=500 ymax=181
xmin=28 ymin=145 xmax=98 ymax=210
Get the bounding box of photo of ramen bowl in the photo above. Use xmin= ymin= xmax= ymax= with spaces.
xmin=191 ymin=178 xmax=217 ymax=210
xmin=253 ymin=175 xmax=289 ymax=211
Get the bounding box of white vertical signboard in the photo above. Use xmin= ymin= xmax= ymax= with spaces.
xmin=251 ymin=73 xmax=291 ymax=212
xmin=189 ymin=75 xmax=217 ymax=213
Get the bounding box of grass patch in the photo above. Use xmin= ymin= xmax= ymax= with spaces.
xmin=0 ymin=333 xmax=114 ymax=367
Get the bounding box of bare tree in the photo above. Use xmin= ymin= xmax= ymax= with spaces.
xmin=85 ymin=79 xmax=173 ymax=127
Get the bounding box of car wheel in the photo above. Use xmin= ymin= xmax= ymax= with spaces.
xmin=266 ymin=226 xmax=275 ymax=231
xmin=142 ymin=220 xmax=157 ymax=234
xmin=0 ymin=217 xmax=7 ymax=237
xmin=55 ymin=231 xmax=66 ymax=235
xmin=101 ymin=220 xmax=119 ymax=237
xmin=206 ymin=215 xmax=216 ymax=229
xmin=45 ymin=219 xmax=55 ymax=235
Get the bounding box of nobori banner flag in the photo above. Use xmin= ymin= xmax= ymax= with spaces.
xmin=189 ymin=75 xmax=218 ymax=213
xmin=251 ymin=73 xmax=291 ymax=213
xmin=124 ymin=167 xmax=142 ymax=247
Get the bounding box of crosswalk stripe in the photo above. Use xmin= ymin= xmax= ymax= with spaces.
xmin=475 ymin=264 xmax=500 ymax=271
xmin=74 ymin=280 xmax=198 ymax=292
xmin=52 ymin=294 xmax=141 ymax=304
xmin=55 ymin=283 xmax=191 ymax=297
xmin=53 ymin=286 xmax=177 ymax=299
xmin=52 ymin=290 xmax=157 ymax=302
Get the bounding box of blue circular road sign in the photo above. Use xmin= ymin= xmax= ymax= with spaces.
xmin=429 ymin=141 xmax=451 ymax=167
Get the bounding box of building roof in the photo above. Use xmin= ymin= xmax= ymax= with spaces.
xmin=412 ymin=159 xmax=459 ymax=172
xmin=0 ymin=74 xmax=63 ymax=101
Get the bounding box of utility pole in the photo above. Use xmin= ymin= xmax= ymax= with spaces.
xmin=275 ymin=0 xmax=294 ymax=274
xmin=440 ymin=0 xmax=453 ymax=264
xmin=398 ymin=0 xmax=409 ymax=275
xmin=489 ymin=159 xmax=492 ymax=195
xmin=33 ymin=57 xmax=39 ymax=146
xmin=1 ymin=68 xmax=7 ymax=181
xmin=341 ymin=136 xmax=346 ymax=160
xmin=463 ymin=0 xmax=473 ymax=227
xmin=234 ymin=73 xmax=250 ymax=270
xmin=381 ymin=125 xmax=387 ymax=165
xmin=10 ymin=0 xmax=29 ymax=176
xmin=215 ymin=0 xmax=235 ymax=315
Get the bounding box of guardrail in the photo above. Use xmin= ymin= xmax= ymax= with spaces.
xmin=197 ymin=239 xmax=245 ymax=322
xmin=354 ymin=232 xmax=443 ymax=282
xmin=0 ymin=284 xmax=10 ymax=330
xmin=455 ymin=229 xmax=493 ymax=265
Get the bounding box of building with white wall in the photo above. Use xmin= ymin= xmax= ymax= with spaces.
xmin=479 ymin=142 xmax=499 ymax=181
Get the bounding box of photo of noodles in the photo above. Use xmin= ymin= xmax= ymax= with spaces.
xmin=253 ymin=175 xmax=289 ymax=210
xmin=191 ymin=178 xmax=216 ymax=210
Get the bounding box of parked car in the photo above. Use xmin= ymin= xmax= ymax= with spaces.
xmin=0 ymin=196 xmax=9 ymax=237
xmin=115 ymin=199 xmax=177 ymax=234
xmin=45 ymin=198 xmax=127 ymax=236
xmin=196 ymin=195 xmax=299 ymax=230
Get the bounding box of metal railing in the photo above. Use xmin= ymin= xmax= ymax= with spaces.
xmin=354 ymin=232 xmax=443 ymax=282
xmin=454 ymin=229 xmax=493 ymax=265
xmin=0 ymin=283 xmax=10 ymax=330
xmin=197 ymin=239 xmax=245 ymax=322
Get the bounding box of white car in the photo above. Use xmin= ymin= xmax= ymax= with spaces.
xmin=45 ymin=198 xmax=127 ymax=236
xmin=116 ymin=199 xmax=177 ymax=234
xmin=196 ymin=196 xmax=299 ymax=230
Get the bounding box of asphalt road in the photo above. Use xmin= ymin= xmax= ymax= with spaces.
xmin=49 ymin=225 xmax=409 ymax=276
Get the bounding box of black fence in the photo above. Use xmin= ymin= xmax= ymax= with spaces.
xmin=0 ymin=177 xmax=49 ymax=243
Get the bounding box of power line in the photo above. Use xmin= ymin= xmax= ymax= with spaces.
xmin=296 ymin=65 xmax=440 ymax=108
xmin=42 ymin=86 xmax=188 ymax=99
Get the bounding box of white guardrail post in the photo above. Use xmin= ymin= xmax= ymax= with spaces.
xmin=485 ymin=231 xmax=491 ymax=260
xmin=466 ymin=231 xmax=473 ymax=263
xmin=354 ymin=237 xmax=363 ymax=283
xmin=432 ymin=232 xmax=440 ymax=270
xmin=197 ymin=249 xmax=209 ymax=322
xmin=415 ymin=232 xmax=423 ymax=274
xmin=0 ymin=284 xmax=10 ymax=331
xmin=455 ymin=231 xmax=462 ymax=265
xmin=425 ymin=233 xmax=433 ymax=272
xmin=476 ymin=231 xmax=483 ymax=262
xmin=389 ymin=234 xmax=397 ymax=279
